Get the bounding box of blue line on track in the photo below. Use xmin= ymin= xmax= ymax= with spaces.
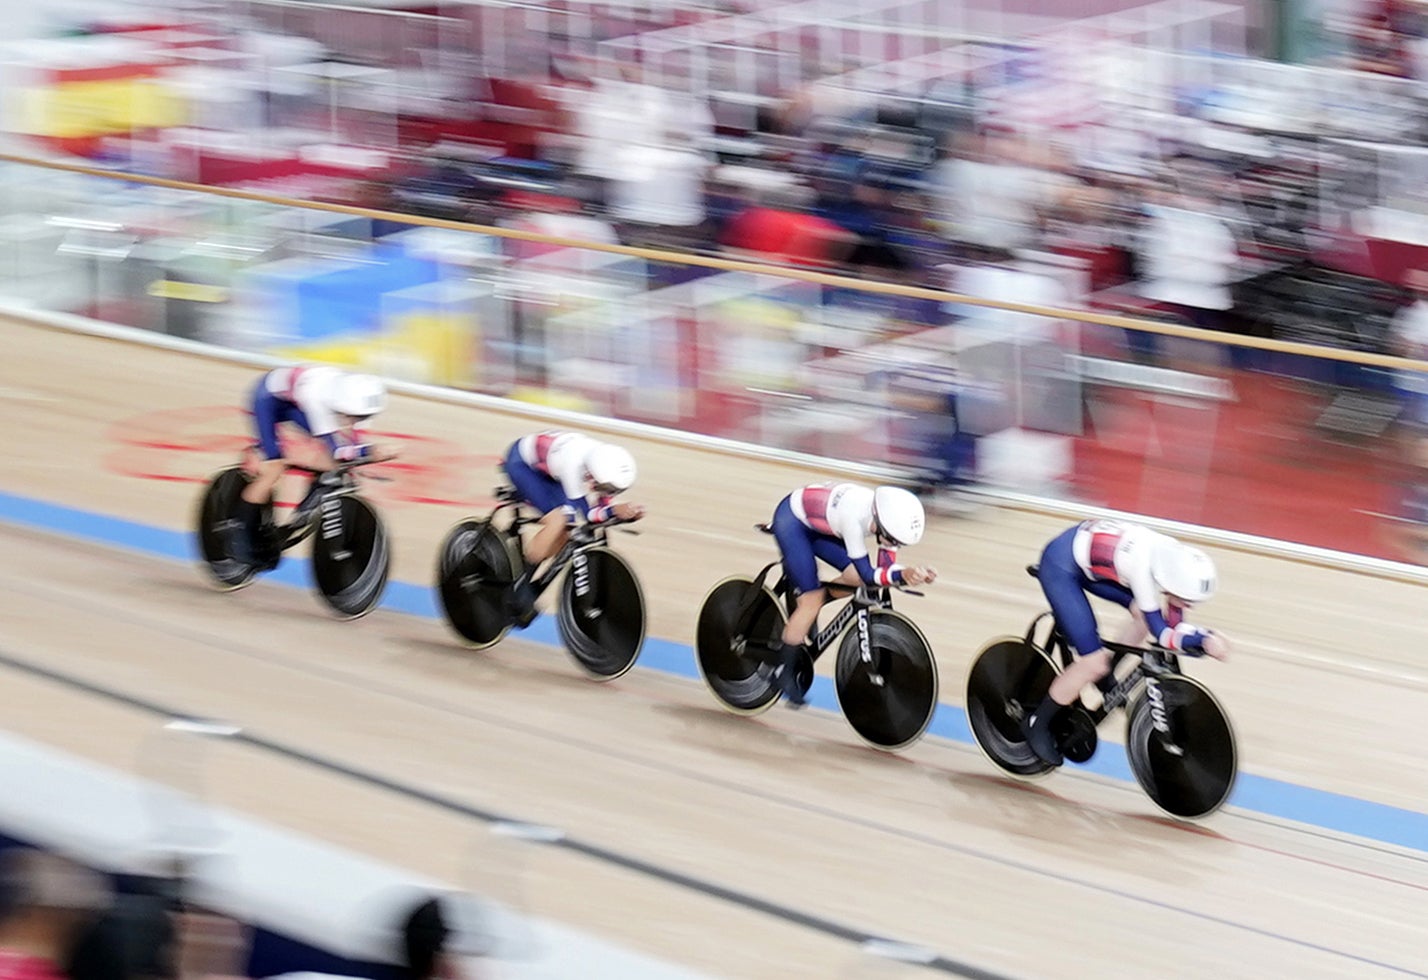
xmin=2 ymin=488 xmax=1426 ymax=856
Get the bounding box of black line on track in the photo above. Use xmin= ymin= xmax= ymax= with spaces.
xmin=0 ymin=645 xmax=1008 ymax=980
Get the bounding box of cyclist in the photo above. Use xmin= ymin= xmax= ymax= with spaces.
xmin=503 ymin=430 xmax=645 ymax=625
xmin=1024 ymin=518 xmax=1230 ymax=766
xmin=767 ymin=482 xmax=937 ymax=706
xmin=230 ymin=364 xmax=393 ymax=568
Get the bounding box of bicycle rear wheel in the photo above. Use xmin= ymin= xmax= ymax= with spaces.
xmin=436 ymin=519 xmax=519 ymax=649
xmin=310 ymin=495 xmax=390 ymax=619
xmin=695 ymin=576 xmax=785 ymax=715
xmin=195 ymin=466 xmax=268 ymax=591
xmin=1125 ymin=675 xmax=1237 ymax=820
xmin=834 ymin=610 xmax=939 ymax=751
xmin=557 ymin=547 xmax=645 ymax=680
xmin=965 ymin=637 xmax=1059 ymax=777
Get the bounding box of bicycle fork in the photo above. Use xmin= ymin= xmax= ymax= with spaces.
xmin=319 ymin=495 xmax=350 ymax=561
xmin=854 ymin=607 xmax=885 ymax=688
xmin=1143 ymin=676 xmax=1185 ymax=757
xmin=569 ymin=549 xmax=600 ymax=621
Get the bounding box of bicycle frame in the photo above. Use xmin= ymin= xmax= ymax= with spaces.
xmin=1024 ymin=611 xmax=1185 ymax=732
xmin=278 ymin=466 xmax=366 ymax=551
xmin=742 ymin=559 xmax=893 ymax=669
xmin=487 ymin=485 xmax=624 ymax=599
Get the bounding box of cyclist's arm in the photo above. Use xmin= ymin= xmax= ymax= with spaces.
xmin=294 ymin=383 xmax=366 ymax=462
xmin=329 ymin=422 xmax=378 ymax=462
xmin=839 ymin=512 xmax=904 ymax=587
xmin=1127 ymin=565 xmax=1209 ymax=653
xmin=585 ymin=494 xmax=618 ymax=524
xmin=330 ymin=429 xmax=376 ymax=461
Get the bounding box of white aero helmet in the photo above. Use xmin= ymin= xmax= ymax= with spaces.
xmin=327 ymin=372 xmax=388 ymax=419
xmin=872 ymin=486 xmax=925 ymax=547
xmin=1150 ymin=539 xmax=1217 ymax=603
xmin=585 ymin=442 xmax=637 ymax=494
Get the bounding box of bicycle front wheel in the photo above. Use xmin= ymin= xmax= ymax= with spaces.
xmin=557 ymin=546 xmax=646 ymax=680
xmin=1125 ymin=675 xmax=1237 ymax=820
xmin=310 ymin=495 xmax=391 ymax=619
xmin=834 ymin=609 xmax=939 ymax=751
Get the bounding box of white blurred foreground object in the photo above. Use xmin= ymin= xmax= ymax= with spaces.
xmin=0 ymin=730 xmax=713 ymax=978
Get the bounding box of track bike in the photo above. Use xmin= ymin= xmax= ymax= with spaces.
xmin=436 ymin=483 xmax=644 ymax=680
xmin=965 ymin=565 xmax=1237 ymax=819
xmin=694 ymin=523 xmax=939 ymax=751
xmin=196 ymin=449 xmax=391 ymax=619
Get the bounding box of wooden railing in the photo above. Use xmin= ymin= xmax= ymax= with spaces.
xmin=3 ymin=150 xmax=1426 ymax=374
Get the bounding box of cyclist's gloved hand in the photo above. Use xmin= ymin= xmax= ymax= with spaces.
xmin=1201 ymin=631 xmax=1231 ymax=662
xmin=612 ymin=502 xmax=645 ymax=522
xmin=902 ymin=566 xmax=937 ymax=586
xmin=333 ymin=444 xmax=370 ymax=463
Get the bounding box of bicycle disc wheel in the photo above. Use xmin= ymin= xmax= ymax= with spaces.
xmin=436 ymin=519 xmax=519 ymax=649
xmin=194 ymin=466 xmax=265 ymax=591
xmin=1126 ymin=675 xmax=1237 ymax=820
xmin=695 ymin=576 xmax=785 ymax=715
xmin=310 ymin=495 xmax=390 ymax=619
xmin=965 ymin=637 xmax=1060 ymax=777
xmin=557 ymin=547 xmax=646 ymax=681
xmin=834 ymin=610 xmax=939 ymax=751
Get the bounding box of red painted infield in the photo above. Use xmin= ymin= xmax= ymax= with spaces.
xmin=103 ymin=405 xmax=499 ymax=510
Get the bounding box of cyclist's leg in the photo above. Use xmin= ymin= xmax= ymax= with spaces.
xmin=502 ymin=442 xmax=567 ymax=624
xmin=1023 ymin=528 xmax=1118 ymax=763
xmin=771 ymin=496 xmax=826 ymax=706
xmin=810 ymin=537 xmax=859 ymax=588
xmin=1047 ymin=576 xmax=1132 ymax=702
xmin=503 ymin=442 xmax=568 ymax=566
xmin=232 ymin=379 xmax=287 ymax=564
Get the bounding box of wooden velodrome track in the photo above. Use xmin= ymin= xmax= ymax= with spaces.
xmin=2 ymin=314 xmax=1427 ymax=979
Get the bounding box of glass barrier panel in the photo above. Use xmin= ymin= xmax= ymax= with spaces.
xmin=0 ymin=158 xmax=1418 ymax=564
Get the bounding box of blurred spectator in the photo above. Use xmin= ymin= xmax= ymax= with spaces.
xmin=65 ymin=911 xmax=133 ymax=980
xmin=887 ymin=369 xmax=980 ymax=509
xmin=1348 ymin=8 xmax=1414 ymax=76
xmin=503 ymin=190 xmax=619 ymax=247
xmin=952 ymin=249 xmax=1071 ymax=344
xmin=170 ymin=910 xmax=248 ymax=980
xmin=1389 ymin=267 xmax=1428 ymax=426
xmin=265 ymin=895 xmax=483 ymax=980
xmin=65 ymin=867 xmax=251 ymax=980
xmin=564 ymin=60 xmax=712 ymax=214
xmin=1381 ymin=433 xmax=1428 ymax=562
xmin=720 ymin=184 xmax=856 ymax=269
xmin=1134 ymin=179 xmax=1241 ymax=360
xmin=927 ymin=130 xmax=1077 ymax=256
xmin=398 ymin=896 xmax=489 ymax=980
xmin=0 ymin=849 xmax=111 ymax=980
xmin=401 ymin=898 xmax=450 ymax=979
xmin=607 ymin=130 xmax=712 ymax=251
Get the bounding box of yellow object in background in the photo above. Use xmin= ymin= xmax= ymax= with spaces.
xmin=15 ymin=77 xmax=185 ymax=138
xmin=509 ymin=388 xmax=591 ymax=412
xmin=269 ymin=310 xmax=478 ymax=388
xmin=147 ymin=280 xmax=228 ymax=303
